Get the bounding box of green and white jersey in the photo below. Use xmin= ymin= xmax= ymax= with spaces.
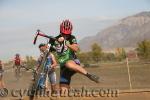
xmin=50 ymin=34 xmax=78 ymax=65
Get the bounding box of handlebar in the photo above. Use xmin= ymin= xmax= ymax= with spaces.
xmin=33 ymin=29 xmax=56 ymax=45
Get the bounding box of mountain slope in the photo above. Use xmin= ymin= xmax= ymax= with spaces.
xmin=79 ymin=11 xmax=150 ymax=51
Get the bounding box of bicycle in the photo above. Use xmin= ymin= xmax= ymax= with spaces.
xmin=29 ymin=30 xmax=56 ymax=99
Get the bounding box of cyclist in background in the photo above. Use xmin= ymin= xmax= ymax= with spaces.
xmin=13 ymin=53 xmax=22 ymax=78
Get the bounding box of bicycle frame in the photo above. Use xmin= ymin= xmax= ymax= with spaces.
xmin=30 ymin=30 xmax=56 ymax=99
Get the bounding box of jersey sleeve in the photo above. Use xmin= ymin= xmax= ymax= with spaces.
xmin=70 ymin=35 xmax=78 ymax=44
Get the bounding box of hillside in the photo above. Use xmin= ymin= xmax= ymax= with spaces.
xmin=79 ymin=11 xmax=150 ymax=51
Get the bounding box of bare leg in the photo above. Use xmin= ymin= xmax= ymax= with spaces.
xmin=0 ymin=81 xmax=2 ymax=88
xmin=1 ymin=81 xmax=5 ymax=88
xmin=0 ymin=76 xmax=5 ymax=88
xmin=65 ymin=60 xmax=87 ymax=75
xmin=65 ymin=60 xmax=100 ymax=83
xmin=51 ymin=84 xmax=57 ymax=93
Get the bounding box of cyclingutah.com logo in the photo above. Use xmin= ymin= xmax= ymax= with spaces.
xmin=0 ymin=87 xmax=119 ymax=98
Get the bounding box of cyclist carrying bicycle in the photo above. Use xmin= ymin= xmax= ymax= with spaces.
xmin=36 ymin=43 xmax=58 ymax=94
xmin=50 ymin=20 xmax=100 ymax=93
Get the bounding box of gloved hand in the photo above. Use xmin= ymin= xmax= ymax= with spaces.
xmin=58 ymin=37 xmax=64 ymax=43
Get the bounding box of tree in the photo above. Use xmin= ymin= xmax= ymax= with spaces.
xmin=102 ymin=53 xmax=116 ymax=61
xmin=77 ymin=52 xmax=92 ymax=64
xmin=91 ymin=43 xmax=103 ymax=63
xmin=136 ymin=40 xmax=150 ymax=59
xmin=115 ymin=48 xmax=126 ymax=61
xmin=26 ymin=56 xmax=36 ymax=69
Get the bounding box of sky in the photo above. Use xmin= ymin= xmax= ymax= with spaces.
xmin=0 ymin=0 xmax=150 ymax=61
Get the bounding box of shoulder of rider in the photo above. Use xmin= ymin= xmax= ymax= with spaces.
xmin=64 ymin=35 xmax=78 ymax=45
xmin=49 ymin=53 xmax=55 ymax=58
xmin=70 ymin=35 xmax=78 ymax=44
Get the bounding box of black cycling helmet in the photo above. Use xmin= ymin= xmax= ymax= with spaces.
xmin=39 ymin=43 xmax=46 ymax=48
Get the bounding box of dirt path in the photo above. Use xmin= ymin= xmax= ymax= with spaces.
xmin=1 ymin=64 xmax=150 ymax=100
xmin=18 ymin=92 xmax=150 ymax=100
